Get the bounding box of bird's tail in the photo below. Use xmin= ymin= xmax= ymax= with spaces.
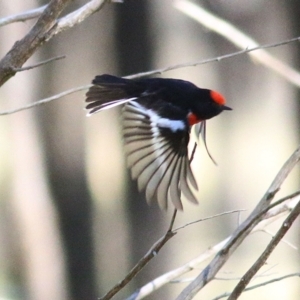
xmin=85 ymin=74 xmax=141 ymax=115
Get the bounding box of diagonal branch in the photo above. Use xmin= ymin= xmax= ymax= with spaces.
xmin=0 ymin=5 xmax=47 ymax=27
xmin=212 ymin=273 xmax=300 ymax=300
xmin=0 ymin=84 xmax=91 ymax=116
xmin=125 ymin=192 xmax=300 ymax=300
xmin=12 ymin=55 xmax=66 ymax=72
xmin=0 ymin=0 xmax=72 ymax=86
xmin=1 ymin=34 xmax=300 ymax=116
xmin=99 ymin=210 xmax=178 ymax=300
xmin=0 ymin=0 xmax=112 ymax=87
xmin=49 ymin=0 xmax=111 ymax=37
xmin=174 ymin=0 xmax=300 ymax=88
xmin=228 ymin=200 xmax=300 ymax=299
xmin=176 ymin=145 xmax=300 ymax=300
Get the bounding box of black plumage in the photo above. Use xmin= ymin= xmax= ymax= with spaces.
xmin=85 ymin=74 xmax=231 ymax=210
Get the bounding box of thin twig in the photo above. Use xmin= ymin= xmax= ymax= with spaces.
xmin=0 ymin=85 xmax=91 ymax=116
xmin=99 ymin=210 xmax=178 ymax=300
xmin=227 ymin=200 xmax=300 ymax=300
xmin=1 ymin=35 xmax=300 ymax=116
xmin=260 ymin=229 xmax=298 ymax=250
xmin=12 ymin=55 xmax=66 ymax=72
xmin=0 ymin=5 xmax=47 ymax=27
xmin=176 ymin=145 xmax=300 ymax=300
xmin=0 ymin=0 xmax=73 ymax=86
xmin=211 ymin=273 xmax=300 ymax=300
xmin=48 ymin=0 xmax=111 ymax=38
xmin=0 ymin=0 xmax=111 ymax=86
xmin=127 ymin=36 xmax=300 ymax=83
xmin=174 ymin=0 xmax=300 ymax=88
xmin=171 ymin=270 xmax=278 ymax=283
xmin=174 ymin=209 xmax=246 ymax=231
xmin=168 ymin=209 xmax=178 ymax=231
xmin=125 ymin=192 xmax=299 ymax=300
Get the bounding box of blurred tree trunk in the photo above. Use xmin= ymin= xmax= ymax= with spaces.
xmin=114 ymin=1 xmax=169 ymax=291
xmin=0 ymin=1 xmax=68 ymax=300
xmin=37 ymin=3 xmax=98 ymax=299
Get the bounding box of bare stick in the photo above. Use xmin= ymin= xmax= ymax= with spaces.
xmin=0 ymin=85 xmax=91 ymax=116
xmin=49 ymin=0 xmax=111 ymax=38
xmin=127 ymin=36 xmax=300 ymax=83
xmin=0 ymin=5 xmax=47 ymax=27
xmin=260 ymin=229 xmax=297 ymax=250
xmin=212 ymin=273 xmax=300 ymax=300
xmin=0 ymin=0 xmax=72 ymax=86
xmin=174 ymin=0 xmax=300 ymax=88
xmin=1 ymin=35 xmax=300 ymax=116
xmin=174 ymin=209 xmax=246 ymax=231
xmin=12 ymin=55 xmax=65 ymax=72
xmin=0 ymin=0 xmax=111 ymax=86
xmin=176 ymin=145 xmax=300 ymax=300
xmin=125 ymin=192 xmax=300 ymax=300
xmin=99 ymin=210 xmax=178 ymax=300
xmin=228 ymin=200 xmax=300 ymax=299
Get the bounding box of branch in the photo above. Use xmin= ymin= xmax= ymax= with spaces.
xmin=125 ymin=192 xmax=300 ymax=300
xmin=176 ymin=145 xmax=300 ymax=300
xmin=0 ymin=0 xmax=112 ymax=87
xmin=0 ymin=85 xmax=91 ymax=116
xmin=99 ymin=210 xmax=178 ymax=300
xmin=2 ymin=34 xmax=300 ymax=116
xmin=174 ymin=0 xmax=300 ymax=88
xmin=0 ymin=0 xmax=72 ymax=86
xmin=12 ymin=55 xmax=65 ymax=72
xmin=0 ymin=5 xmax=47 ymax=27
xmin=212 ymin=273 xmax=300 ymax=300
xmin=174 ymin=209 xmax=246 ymax=232
xmin=49 ymin=0 xmax=111 ymax=38
xmin=228 ymin=200 xmax=300 ymax=299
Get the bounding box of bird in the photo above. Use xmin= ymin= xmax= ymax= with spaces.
xmin=85 ymin=74 xmax=231 ymax=210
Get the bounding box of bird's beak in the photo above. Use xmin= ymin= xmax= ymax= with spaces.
xmin=222 ymin=105 xmax=232 ymax=111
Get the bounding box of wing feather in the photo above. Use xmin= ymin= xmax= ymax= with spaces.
xmin=180 ymin=157 xmax=199 ymax=204
xmin=86 ymin=74 xmax=200 ymax=209
xmin=123 ymin=100 xmax=198 ymax=209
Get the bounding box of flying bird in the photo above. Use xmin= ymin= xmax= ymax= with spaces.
xmin=85 ymin=74 xmax=231 ymax=210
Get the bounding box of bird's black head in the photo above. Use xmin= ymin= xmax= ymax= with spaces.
xmin=191 ymin=89 xmax=232 ymax=123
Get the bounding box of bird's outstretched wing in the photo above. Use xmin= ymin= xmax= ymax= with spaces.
xmin=85 ymin=74 xmax=199 ymax=210
xmin=123 ymin=100 xmax=198 ymax=210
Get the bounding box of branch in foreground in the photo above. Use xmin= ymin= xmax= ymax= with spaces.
xmin=125 ymin=192 xmax=300 ymax=300
xmin=49 ymin=0 xmax=111 ymax=38
xmin=127 ymin=36 xmax=300 ymax=81
xmin=174 ymin=0 xmax=300 ymax=88
xmin=0 ymin=85 xmax=91 ymax=116
xmin=176 ymin=145 xmax=300 ymax=300
xmin=12 ymin=55 xmax=66 ymax=72
xmin=99 ymin=210 xmax=177 ymax=300
xmin=2 ymin=35 xmax=300 ymax=116
xmin=212 ymin=272 xmax=300 ymax=300
xmin=0 ymin=5 xmax=47 ymax=27
xmin=0 ymin=0 xmax=72 ymax=86
xmin=0 ymin=0 xmax=112 ymax=87
xmin=174 ymin=209 xmax=246 ymax=232
xmin=227 ymin=200 xmax=300 ymax=300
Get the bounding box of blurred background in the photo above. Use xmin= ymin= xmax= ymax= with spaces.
xmin=0 ymin=0 xmax=299 ymax=299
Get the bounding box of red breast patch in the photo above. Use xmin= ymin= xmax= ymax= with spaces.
xmin=188 ymin=112 xmax=201 ymax=126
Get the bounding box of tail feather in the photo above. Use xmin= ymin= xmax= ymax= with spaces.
xmin=92 ymin=74 xmax=130 ymax=86
xmin=85 ymin=74 xmax=140 ymax=115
